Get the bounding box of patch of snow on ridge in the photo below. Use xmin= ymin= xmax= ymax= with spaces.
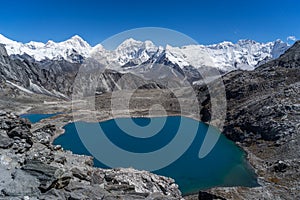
xmin=6 ymin=80 xmax=33 ymax=94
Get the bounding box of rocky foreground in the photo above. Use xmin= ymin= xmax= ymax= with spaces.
xmin=0 ymin=111 xmax=182 ymax=199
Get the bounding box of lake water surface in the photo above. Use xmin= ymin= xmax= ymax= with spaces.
xmin=20 ymin=112 xmax=61 ymax=123
xmin=51 ymin=116 xmax=258 ymax=194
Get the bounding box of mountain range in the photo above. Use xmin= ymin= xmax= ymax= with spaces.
xmin=0 ymin=34 xmax=291 ymax=97
xmin=0 ymin=34 xmax=289 ymax=71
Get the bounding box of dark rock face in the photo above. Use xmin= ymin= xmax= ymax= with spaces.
xmin=0 ymin=111 xmax=182 ymax=199
xmin=272 ymin=160 xmax=288 ymax=173
xmin=197 ymin=41 xmax=300 ymax=145
xmin=72 ymin=68 xmax=163 ymax=97
xmin=0 ymin=44 xmax=76 ymax=98
xmin=222 ymin=42 xmax=299 ymax=145
xmin=198 ymin=191 xmax=226 ymax=200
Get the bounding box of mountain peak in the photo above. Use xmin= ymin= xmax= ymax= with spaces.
xmin=63 ymin=35 xmax=91 ymax=49
xmin=124 ymin=38 xmax=140 ymax=43
xmin=207 ymin=41 xmax=234 ymax=49
xmin=71 ymin=34 xmax=83 ymax=40
xmin=0 ymin=34 xmax=16 ymax=45
xmin=45 ymin=40 xmax=55 ymax=46
xmin=237 ymin=39 xmax=258 ymax=45
xmin=165 ymin=44 xmax=175 ymax=49
xmin=117 ymin=38 xmax=158 ymax=49
xmin=68 ymin=35 xmax=86 ymax=43
xmin=274 ymin=39 xmax=284 ymax=44
xmin=219 ymin=41 xmax=234 ymax=46
xmin=90 ymin=44 xmax=106 ymax=55
xmin=117 ymin=38 xmax=143 ymax=48
xmin=144 ymin=40 xmax=155 ymax=47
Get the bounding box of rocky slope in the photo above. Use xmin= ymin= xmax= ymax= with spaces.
xmin=0 ymin=44 xmax=165 ymax=98
xmin=0 ymin=111 xmax=182 ymax=199
xmin=0 ymin=44 xmax=76 ymax=98
xmin=188 ymin=41 xmax=300 ymax=199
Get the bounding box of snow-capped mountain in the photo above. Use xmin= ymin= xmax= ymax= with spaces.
xmin=0 ymin=33 xmax=294 ymax=98
xmin=0 ymin=34 xmax=91 ymax=63
xmin=204 ymin=39 xmax=289 ymax=71
xmin=89 ymin=38 xmax=163 ymax=70
xmin=115 ymin=38 xmax=159 ymax=65
xmin=0 ymin=33 xmax=290 ymax=73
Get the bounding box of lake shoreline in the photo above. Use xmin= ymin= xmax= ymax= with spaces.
xmin=16 ymin=99 xmax=280 ymax=199
xmin=22 ymin=111 xmax=259 ymax=196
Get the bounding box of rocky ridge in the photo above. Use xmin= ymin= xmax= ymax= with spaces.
xmin=186 ymin=41 xmax=300 ymax=199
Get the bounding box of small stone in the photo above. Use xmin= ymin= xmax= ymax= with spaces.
xmin=71 ymin=167 xmax=90 ymax=181
xmin=0 ymin=110 xmax=7 ymax=116
xmin=0 ymin=155 xmax=12 ymax=166
xmin=53 ymin=145 xmax=62 ymax=151
xmin=54 ymin=156 xmax=66 ymax=164
xmin=24 ymin=196 xmax=30 ymax=200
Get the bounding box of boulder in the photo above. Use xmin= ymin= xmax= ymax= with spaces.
xmin=22 ymin=160 xmax=71 ymax=192
xmin=0 ymin=130 xmax=13 ymax=148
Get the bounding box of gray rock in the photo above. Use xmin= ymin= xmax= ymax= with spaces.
xmin=1 ymin=170 xmax=40 ymax=197
xmin=8 ymin=127 xmax=30 ymax=139
xmin=91 ymin=169 xmax=105 ymax=185
xmin=65 ymin=181 xmax=108 ymax=200
xmin=53 ymin=155 xmax=66 ymax=164
xmin=0 ymin=130 xmax=13 ymax=148
xmin=39 ymin=188 xmax=66 ymax=200
xmin=0 ymin=110 xmax=7 ymax=116
xmin=70 ymin=167 xmax=90 ymax=181
xmin=0 ymin=121 xmax=10 ymax=130
xmin=22 ymin=159 xmax=71 ymax=192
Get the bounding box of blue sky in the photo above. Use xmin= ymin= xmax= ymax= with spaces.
xmin=0 ymin=0 xmax=299 ymax=46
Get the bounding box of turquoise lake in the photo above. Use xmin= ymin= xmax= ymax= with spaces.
xmin=50 ymin=116 xmax=258 ymax=195
xmin=20 ymin=112 xmax=61 ymax=123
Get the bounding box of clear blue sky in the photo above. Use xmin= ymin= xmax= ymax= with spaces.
xmin=0 ymin=0 xmax=299 ymax=46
